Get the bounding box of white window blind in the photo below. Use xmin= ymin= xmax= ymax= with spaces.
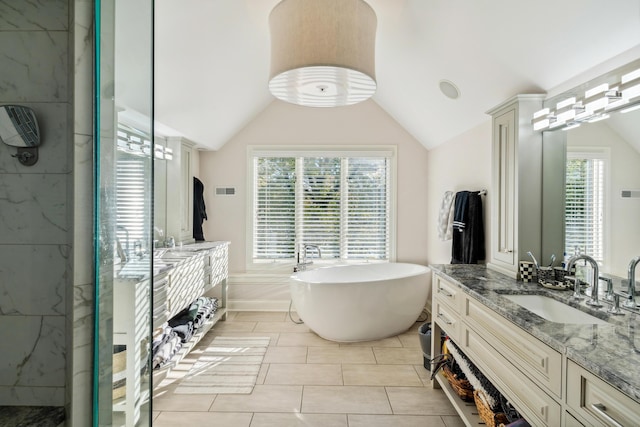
xmin=565 ymin=151 xmax=605 ymax=263
xmin=252 ymin=151 xmax=392 ymax=262
xmin=115 ymin=126 xmax=152 ymax=257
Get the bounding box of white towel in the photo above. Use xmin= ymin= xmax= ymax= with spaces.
xmin=437 ymin=191 xmax=455 ymax=241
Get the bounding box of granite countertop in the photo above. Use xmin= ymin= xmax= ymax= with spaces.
xmin=0 ymin=406 xmax=65 ymax=427
xmin=430 ymin=264 xmax=640 ymax=404
xmin=115 ymin=241 xmax=230 ymax=280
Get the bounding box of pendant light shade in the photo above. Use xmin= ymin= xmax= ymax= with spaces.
xmin=268 ymin=0 xmax=377 ymax=107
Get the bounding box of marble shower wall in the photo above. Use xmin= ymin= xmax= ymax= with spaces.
xmin=0 ymin=0 xmax=71 ymax=407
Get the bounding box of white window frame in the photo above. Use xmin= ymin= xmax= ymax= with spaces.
xmin=246 ymin=145 xmax=397 ymax=271
xmin=565 ymin=146 xmax=610 ymax=269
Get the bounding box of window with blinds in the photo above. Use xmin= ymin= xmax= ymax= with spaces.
xmin=252 ymin=149 xmax=393 ymax=262
xmin=115 ymin=126 xmax=153 ymax=259
xmin=565 ymin=150 xmax=606 ymax=264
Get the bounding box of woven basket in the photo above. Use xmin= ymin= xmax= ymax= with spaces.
xmin=474 ymin=389 xmax=509 ymax=427
xmin=442 ymin=364 xmax=474 ymax=402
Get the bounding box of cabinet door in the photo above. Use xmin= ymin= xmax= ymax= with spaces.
xmin=492 ymin=108 xmax=516 ymax=266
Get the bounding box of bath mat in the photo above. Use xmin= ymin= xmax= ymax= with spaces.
xmin=174 ymin=336 xmax=270 ymax=394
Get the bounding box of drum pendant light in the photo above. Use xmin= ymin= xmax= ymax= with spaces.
xmin=268 ymin=0 xmax=377 ymax=107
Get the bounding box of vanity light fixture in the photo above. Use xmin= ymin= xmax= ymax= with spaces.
xmin=556 ymin=97 xmax=578 ymax=123
xmin=532 ymin=108 xmax=553 ymax=131
xmin=268 ymin=0 xmax=377 ymax=107
xmin=532 ymin=64 xmax=640 ymax=132
xmin=621 ymin=103 xmax=640 ymax=114
xmin=587 ymin=113 xmax=610 ymax=123
xmin=562 ymin=122 xmax=581 ymax=131
xmin=621 ymin=68 xmax=640 ymax=101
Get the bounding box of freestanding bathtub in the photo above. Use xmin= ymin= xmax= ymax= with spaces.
xmin=289 ymin=263 xmax=431 ymax=342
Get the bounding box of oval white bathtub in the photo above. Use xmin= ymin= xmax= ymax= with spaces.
xmin=290 ymin=263 xmax=431 ymax=342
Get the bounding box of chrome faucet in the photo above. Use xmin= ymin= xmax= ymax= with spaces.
xmin=567 ymin=254 xmax=602 ymax=308
xmin=304 ymin=244 xmax=321 ymax=260
xmin=624 ymin=256 xmax=640 ymax=309
xmin=294 ymin=244 xmax=322 ymax=272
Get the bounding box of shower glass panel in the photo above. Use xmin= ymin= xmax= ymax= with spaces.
xmin=94 ymin=0 xmax=154 ymax=425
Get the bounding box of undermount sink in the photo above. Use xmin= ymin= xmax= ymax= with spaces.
xmin=503 ymin=294 xmax=609 ymax=325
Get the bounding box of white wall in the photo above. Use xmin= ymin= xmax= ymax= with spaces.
xmin=424 ymin=121 xmax=493 ymax=265
xmin=199 ymin=99 xmax=430 ymax=308
xmin=200 ymin=99 xmax=430 ymax=272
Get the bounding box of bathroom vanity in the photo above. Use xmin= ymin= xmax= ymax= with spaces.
xmin=113 ymin=241 xmax=229 ymax=425
xmin=430 ymin=264 xmax=640 ymax=427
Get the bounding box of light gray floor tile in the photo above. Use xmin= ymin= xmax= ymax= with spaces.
xmin=154 ymin=411 xmax=253 ymax=426
xmin=338 ymin=336 xmax=402 ymax=347
xmin=264 ymin=363 xmax=343 ymax=385
xmin=153 ymin=392 xmax=215 ymax=412
xmin=209 ymin=384 xmax=303 ymax=413
xmin=155 ymin=311 xmax=463 ymax=426
xmin=385 ymin=386 xmax=459 ymax=416
xmin=307 ymin=346 xmax=376 ymax=364
xmin=263 ymin=346 xmax=308 ymax=364
xmin=373 ymin=346 xmax=423 ymax=364
xmin=302 ymin=385 xmax=392 ymax=414
xmin=235 ymin=311 xmax=288 ymax=322
xmin=342 ymin=364 xmax=423 ymax=386
xmin=277 ymin=332 xmax=340 ymax=347
xmin=254 ymin=321 xmax=310 ymax=333
xmin=348 ymin=414 xmax=447 ymax=427
xmin=250 ymin=412 xmax=348 ymax=427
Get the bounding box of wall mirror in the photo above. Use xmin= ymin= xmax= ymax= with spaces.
xmin=541 ymin=58 xmax=640 ymax=279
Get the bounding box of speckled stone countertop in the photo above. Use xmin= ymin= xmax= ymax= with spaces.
xmin=430 ymin=264 xmax=640 ymax=404
xmin=0 ymin=406 xmax=64 ymax=427
xmin=115 ymin=241 xmax=229 ymax=280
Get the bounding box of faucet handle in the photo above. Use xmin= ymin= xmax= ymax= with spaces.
xmin=608 ymin=293 xmax=626 ymax=316
xmin=600 ymin=276 xmax=614 ymax=301
xmin=566 ymin=276 xmax=583 ymax=300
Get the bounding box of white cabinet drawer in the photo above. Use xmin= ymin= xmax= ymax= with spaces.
xmin=460 ymin=326 xmax=561 ymax=427
xmin=464 ymin=296 xmax=562 ymax=397
xmin=434 ymin=275 xmax=463 ymax=314
xmin=567 ymin=360 xmax=640 ymax=427
xmin=434 ymin=299 xmax=461 ymax=343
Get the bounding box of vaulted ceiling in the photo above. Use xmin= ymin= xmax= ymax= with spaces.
xmin=149 ymin=0 xmax=640 ymax=151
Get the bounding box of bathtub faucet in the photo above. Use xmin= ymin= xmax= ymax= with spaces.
xmin=294 ymin=244 xmax=321 ymax=272
xmin=305 ymin=244 xmax=322 ymax=260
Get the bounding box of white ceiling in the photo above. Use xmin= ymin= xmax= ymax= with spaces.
xmin=151 ymin=0 xmax=640 ymax=151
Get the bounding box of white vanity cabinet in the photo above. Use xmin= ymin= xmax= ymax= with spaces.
xmin=431 ymin=272 xmax=640 ymax=427
xmin=113 ymin=277 xmax=150 ymax=426
xmin=566 ymin=360 xmax=640 ymax=426
xmin=487 ymin=95 xmax=545 ymax=278
xmin=113 ymin=242 xmax=229 ymax=423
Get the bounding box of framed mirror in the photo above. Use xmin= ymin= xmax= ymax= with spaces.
xmin=541 ymin=58 xmax=640 ymax=279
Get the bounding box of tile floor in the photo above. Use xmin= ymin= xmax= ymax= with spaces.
xmin=152 ymin=311 xmax=464 ymax=427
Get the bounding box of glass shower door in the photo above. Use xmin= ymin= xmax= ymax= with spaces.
xmin=94 ymin=0 xmax=154 ymax=425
